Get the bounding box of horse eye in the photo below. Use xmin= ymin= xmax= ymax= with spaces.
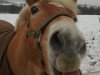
xmin=31 ymin=6 xmax=39 ymax=15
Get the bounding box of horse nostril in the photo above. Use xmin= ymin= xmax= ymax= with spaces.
xmin=50 ymin=32 xmax=62 ymax=50
xmin=50 ymin=31 xmax=69 ymax=50
xmin=79 ymin=42 xmax=87 ymax=55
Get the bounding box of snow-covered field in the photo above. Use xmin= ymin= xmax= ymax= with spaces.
xmin=0 ymin=14 xmax=100 ymax=74
xmin=77 ymin=15 xmax=100 ymax=73
xmin=0 ymin=14 xmax=18 ymax=25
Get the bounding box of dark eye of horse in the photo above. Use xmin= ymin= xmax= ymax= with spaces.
xmin=31 ymin=6 xmax=39 ymax=15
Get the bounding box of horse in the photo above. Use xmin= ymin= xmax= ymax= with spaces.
xmin=0 ymin=0 xmax=86 ymax=75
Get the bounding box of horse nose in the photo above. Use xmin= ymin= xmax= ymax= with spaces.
xmin=78 ymin=42 xmax=87 ymax=57
xmin=49 ymin=31 xmax=72 ymax=50
xmin=49 ymin=31 xmax=86 ymax=53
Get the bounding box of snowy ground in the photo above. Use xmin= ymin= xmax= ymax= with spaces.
xmin=0 ymin=14 xmax=100 ymax=74
xmin=0 ymin=14 xmax=18 ymax=25
xmin=77 ymin=15 xmax=100 ymax=73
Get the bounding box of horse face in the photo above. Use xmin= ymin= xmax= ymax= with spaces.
xmin=29 ymin=1 xmax=86 ymax=74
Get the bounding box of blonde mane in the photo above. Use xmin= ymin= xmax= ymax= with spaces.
xmin=15 ymin=5 xmax=31 ymax=30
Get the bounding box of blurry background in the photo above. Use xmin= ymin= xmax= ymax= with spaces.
xmin=0 ymin=0 xmax=100 ymax=14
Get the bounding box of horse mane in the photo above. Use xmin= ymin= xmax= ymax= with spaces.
xmin=15 ymin=5 xmax=31 ymax=30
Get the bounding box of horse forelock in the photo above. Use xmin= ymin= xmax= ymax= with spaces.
xmin=42 ymin=0 xmax=77 ymax=14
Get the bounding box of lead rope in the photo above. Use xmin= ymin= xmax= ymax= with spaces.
xmin=34 ymin=32 xmax=48 ymax=75
xmin=27 ymin=31 xmax=48 ymax=75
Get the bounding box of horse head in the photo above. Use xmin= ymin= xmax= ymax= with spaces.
xmin=26 ymin=0 xmax=86 ymax=75
xmin=7 ymin=0 xmax=86 ymax=75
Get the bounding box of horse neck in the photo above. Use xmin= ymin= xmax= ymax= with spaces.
xmin=7 ymin=22 xmax=43 ymax=75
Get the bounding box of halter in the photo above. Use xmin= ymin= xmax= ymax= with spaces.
xmin=27 ymin=13 xmax=81 ymax=75
xmin=26 ymin=0 xmax=82 ymax=74
xmin=27 ymin=13 xmax=77 ymax=50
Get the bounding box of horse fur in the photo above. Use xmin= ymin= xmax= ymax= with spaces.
xmin=43 ymin=0 xmax=77 ymax=14
xmin=15 ymin=5 xmax=31 ymax=31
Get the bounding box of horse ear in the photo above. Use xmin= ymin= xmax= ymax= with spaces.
xmin=73 ymin=0 xmax=77 ymax=3
xmin=26 ymin=0 xmax=39 ymax=6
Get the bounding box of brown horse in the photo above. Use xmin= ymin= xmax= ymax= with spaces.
xmin=0 ymin=0 xmax=86 ymax=75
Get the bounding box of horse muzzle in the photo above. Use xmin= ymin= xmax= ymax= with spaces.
xmin=49 ymin=30 xmax=86 ymax=56
xmin=48 ymin=28 xmax=86 ymax=73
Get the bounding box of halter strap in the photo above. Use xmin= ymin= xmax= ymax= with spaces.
xmin=38 ymin=13 xmax=77 ymax=34
xmin=28 ymin=13 xmax=77 ymax=39
xmin=27 ymin=13 xmax=77 ymax=52
xmin=27 ymin=13 xmax=78 ymax=75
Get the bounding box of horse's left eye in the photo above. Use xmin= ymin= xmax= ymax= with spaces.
xmin=31 ymin=6 xmax=39 ymax=15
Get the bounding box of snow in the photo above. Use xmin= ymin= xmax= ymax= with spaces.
xmin=0 ymin=14 xmax=100 ymax=74
xmin=77 ymin=15 xmax=100 ymax=73
xmin=0 ymin=14 xmax=18 ymax=25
